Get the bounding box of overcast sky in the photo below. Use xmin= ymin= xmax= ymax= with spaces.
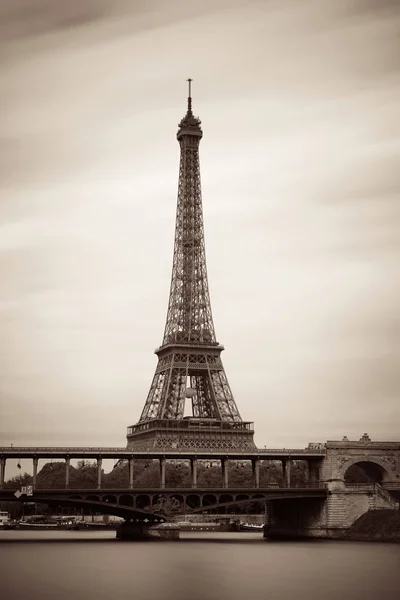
xmin=0 ymin=0 xmax=399 ymax=457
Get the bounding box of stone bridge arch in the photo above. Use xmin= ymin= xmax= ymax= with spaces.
xmin=340 ymin=456 xmax=392 ymax=483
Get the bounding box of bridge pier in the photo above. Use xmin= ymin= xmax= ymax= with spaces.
xmin=116 ymin=521 xmax=180 ymax=541
xmin=263 ymin=479 xmax=398 ymax=540
xmin=116 ymin=521 xmax=152 ymax=540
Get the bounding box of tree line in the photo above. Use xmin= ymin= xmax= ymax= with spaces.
xmin=4 ymin=459 xmax=309 ymax=490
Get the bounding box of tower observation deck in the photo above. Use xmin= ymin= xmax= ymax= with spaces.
xmin=127 ymin=81 xmax=256 ymax=452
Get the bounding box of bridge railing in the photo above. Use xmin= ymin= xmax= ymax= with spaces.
xmin=381 ymin=482 xmax=400 ymax=490
xmin=344 ymin=483 xmax=377 ymax=491
xmin=0 ymin=446 xmax=326 ymax=455
xmin=262 ymin=481 xmax=327 ymax=489
xmin=0 ymin=447 xmax=128 ymax=453
xmin=0 ymin=481 xmax=329 ymax=493
xmin=345 ymin=482 xmax=399 ymax=501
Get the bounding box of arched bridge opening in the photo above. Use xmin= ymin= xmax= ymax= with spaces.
xmin=344 ymin=460 xmax=390 ymax=485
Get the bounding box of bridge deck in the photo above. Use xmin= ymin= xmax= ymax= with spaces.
xmin=0 ymin=485 xmax=327 ymax=495
xmin=0 ymin=447 xmax=325 ymax=460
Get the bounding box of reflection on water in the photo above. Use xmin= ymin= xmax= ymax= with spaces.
xmin=1 ymin=531 xmax=399 ymax=600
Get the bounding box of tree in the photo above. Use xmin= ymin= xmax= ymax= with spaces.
xmin=103 ymin=461 xmax=129 ymax=488
xmin=71 ymin=461 xmax=98 ymax=489
xmin=4 ymin=472 xmax=33 ymax=490
xmin=197 ymin=464 xmax=222 ymax=488
xmin=131 ymin=460 xmax=160 ymax=488
xmin=228 ymin=462 xmax=253 ymax=488
xmin=36 ymin=463 xmax=67 ymax=489
xmin=165 ymin=462 xmax=190 ymax=488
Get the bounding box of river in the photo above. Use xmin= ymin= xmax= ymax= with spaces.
xmin=1 ymin=530 xmax=399 ymax=599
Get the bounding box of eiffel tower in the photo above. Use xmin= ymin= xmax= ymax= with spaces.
xmin=127 ymin=81 xmax=256 ymax=452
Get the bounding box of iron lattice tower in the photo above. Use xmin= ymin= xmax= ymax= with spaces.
xmin=127 ymin=81 xmax=255 ymax=451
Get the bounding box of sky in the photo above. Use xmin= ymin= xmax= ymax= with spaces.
xmin=0 ymin=0 xmax=399 ymax=458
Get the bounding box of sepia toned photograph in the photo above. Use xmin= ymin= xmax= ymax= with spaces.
xmin=0 ymin=1 xmax=399 ymax=599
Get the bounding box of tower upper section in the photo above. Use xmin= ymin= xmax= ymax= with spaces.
xmin=162 ymin=80 xmax=216 ymax=346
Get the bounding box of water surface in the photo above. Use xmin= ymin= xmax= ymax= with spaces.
xmin=1 ymin=530 xmax=399 ymax=600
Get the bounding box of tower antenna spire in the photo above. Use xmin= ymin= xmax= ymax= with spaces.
xmin=187 ymin=78 xmax=193 ymax=114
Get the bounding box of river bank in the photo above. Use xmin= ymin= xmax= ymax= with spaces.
xmin=345 ymin=509 xmax=400 ymax=543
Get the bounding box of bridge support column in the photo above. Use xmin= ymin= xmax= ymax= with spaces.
xmin=65 ymin=457 xmax=70 ymax=489
xmin=97 ymin=458 xmax=102 ymax=490
xmin=0 ymin=457 xmax=5 ymax=490
xmin=129 ymin=458 xmax=134 ymax=489
xmin=190 ymin=458 xmax=197 ymax=489
xmin=309 ymin=462 xmax=320 ymax=483
xmin=117 ymin=521 xmax=151 ymax=541
xmin=252 ymin=459 xmax=260 ymax=489
xmin=222 ymin=459 xmax=229 ymax=489
xmin=305 ymin=461 xmax=310 ymax=483
xmin=33 ymin=457 xmax=38 ymax=489
xmin=282 ymin=459 xmax=291 ymax=488
xmin=160 ymin=457 xmax=166 ymax=489
xmin=264 ymin=501 xmax=271 ymax=527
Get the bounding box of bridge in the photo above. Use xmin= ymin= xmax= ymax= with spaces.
xmin=0 ymin=446 xmax=325 ymax=491
xmin=0 ymin=484 xmax=327 ymax=521
xmin=1 ymin=435 xmax=399 ymax=538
